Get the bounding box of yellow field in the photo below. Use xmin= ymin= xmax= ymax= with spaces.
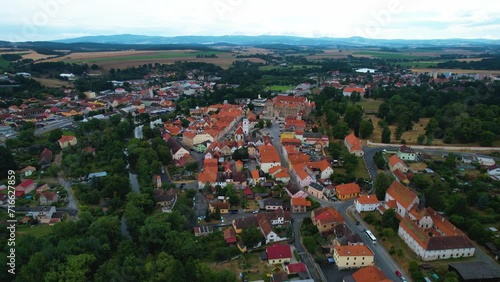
xmin=0 ymin=50 xmax=57 ymax=60
xmin=42 ymin=50 xmax=266 ymax=69
xmin=32 ymin=77 xmax=73 ymax=88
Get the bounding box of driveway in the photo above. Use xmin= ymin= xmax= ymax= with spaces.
xmin=57 ymin=173 xmax=78 ymax=211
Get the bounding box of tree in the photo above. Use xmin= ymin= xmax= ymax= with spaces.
xmin=382 ymin=208 xmax=399 ymax=230
xmin=241 ymin=226 xmax=262 ymax=248
xmin=479 ymin=131 xmax=495 ymax=147
xmin=378 ymin=102 xmax=390 ymax=118
xmin=374 ymin=172 xmax=393 ymax=200
xmin=417 ymin=134 xmax=425 ymax=145
xmin=477 ymin=194 xmax=489 ymax=210
xmin=359 ymin=119 xmax=374 ymax=139
xmin=265 ymin=119 xmax=272 ymax=128
xmin=332 ymin=122 xmax=349 ymax=139
xmin=381 ymin=126 xmax=391 ymax=143
xmin=0 ymin=147 xmax=17 ymax=178
xmin=48 ymin=128 xmax=63 ymax=143
xmin=181 ymin=119 xmax=190 ymax=128
xmin=344 ymin=105 xmax=363 ymax=130
xmin=443 ymin=128 xmax=454 ymax=143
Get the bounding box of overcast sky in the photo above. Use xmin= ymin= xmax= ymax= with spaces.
xmin=1 ymin=0 xmax=499 ymax=41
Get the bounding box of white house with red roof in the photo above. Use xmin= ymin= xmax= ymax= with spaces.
xmin=344 ymin=133 xmax=364 ymax=157
xmin=266 ymin=244 xmax=292 ymax=264
xmin=355 ymin=195 xmax=381 ymax=213
xmin=388 ymin=155 xmax=409 ymax=173
xmin=308 ymin=159 xmax=334 ymax=180
xmin=382 ymin=181 xmax=418 ymax=219
xmin=343 ymin=87 xmax=366 ymax=97
xmin=58 ymin=135 xmax=77 ymax=148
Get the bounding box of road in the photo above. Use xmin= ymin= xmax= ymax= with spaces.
xmin=35 ymin=120 xmax=74 ymax=136
xmin=57 ymin=173 xmax=78 ymax=211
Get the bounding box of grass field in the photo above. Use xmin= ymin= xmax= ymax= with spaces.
xmin=266 ymin=85 xmax=294 ymax=91
xmin=32 ymin=77 xmax=73 ymax=88
xmin=17 ymin=224 xmax=54 ymax=238
xmin=356 ymin=98 xmax=384 ymax=113
xmin=211 ymin=252 xmax=274 ymax=281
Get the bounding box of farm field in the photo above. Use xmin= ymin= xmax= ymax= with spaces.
xmin=42 ymin=50 xmax=265 ymax=69
xmin=0 ymin=50 xmax=59 ymax=61
xmin=411 ymin=68 xmax=500 ymax=75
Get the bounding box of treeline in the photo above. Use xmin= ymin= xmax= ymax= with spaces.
xmin=0 ymin=209 xmax=237 ymax=282
xmin=374 ymin=81 xmax=500 ymax=145
xmin=13 ymin=61 xmax=89 ymax=76
xmin=435 ymin=56 xmax=500 ymax=70
xmin=1 ymin=53 xmax=22 ymax=61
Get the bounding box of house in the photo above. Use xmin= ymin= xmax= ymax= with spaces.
xmin=166 ymin=135 xmax=190 ymax=161
xmin=264 ymin=199 xmax=283 ymax=211
xmin=19 ymin=166 xmax=36 ymax=177
xmin=388 ymin=155 xmax=409 ymax=173
xmin=15 ymin=179 xmax=36 ymax=196
xmin=311 ymin=206 xmax=345 ymax=233
xmin=232 ymin=216 xmax=258 ymax=234
xmin=258 ymin=213 xmax=285 ymax=244
xmin=223 ymin=227 xmax=238 ymax=244
xmin=393 ymin=169 xmax=410 ymax=185
xmin=285 ymin=184 xmax=308 ymax=199
xmin=397 ymin=145 xmax=417 ymax=161
xmin=308 ymin=159 xmax=334 ymax=180
xmin=398 ymin=210 xmax=475 ymax=261
xmin=209 ymin=201 xmax=230 ymax=214
xmin=154 ymin=189 xmax=177 ymax=213
xmin=296 ymin=167 xmax=315 ymax=188
xmin=40 ymin=148 xmax=53 ymax=168
xmin=343 ymin=266 xmax=390 ymax=282
xmin=39 ymin=191 xmax=59 ymax=205
xmin=285 ymin=263 xmax=307 ymax=275
xmin=487 ymin=165 xmax=500 ymax=180
xmin=344 ymin=133 xmax=364 ymax=157
xmin=308 ymin=182 xmax=326 ymax=200
xmin=28 ymin=206 xmax=56 ymax=220
xmin=235 ymin=160 xmax=244 ymax=172
xmin=58 ymin=135 xmax=77 ymax=148
xmin=266 ymin=244 xmax=292 ymax=264
xmin=343 ymin=87 xmax=366 ymax=97
xmin=250 ymin=170 xmax=263 ymax=185
xmin=333 ymin=245 xmax=374 ymax=270
xmin=193 ymin=225 xmax=214 ymax=237
xmin=382 ymin=181 xmax=418 ymax=219
xmin=355 ymin=195 xmax=381 ymax=213
xmin=291 ymin=197 xmax=311 ymax=213
xmin=335 ymin=183 xmax=361 ymax=201
xmin=243 ymin=186 xmax=254 ymax=200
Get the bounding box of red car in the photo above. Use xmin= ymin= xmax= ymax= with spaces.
xmin=395 ymin=271 xmax=402 ymax=278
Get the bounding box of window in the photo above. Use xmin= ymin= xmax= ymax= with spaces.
xmin=362 ymin=257 xmax=365 ymax=260
xmin=347 ymin=257 xmax=349 ymax=260
xmin=346 ymin=263 xmax=349 ymax=265
xmin=354 ymin=257 xmax=356 ymax=260
xmin=362 ymin=262 xmax=364 ymax=265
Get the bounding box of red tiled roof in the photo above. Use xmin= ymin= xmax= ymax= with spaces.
xmin=352 ymin=266 xmax=390 ymax=282
xmin=291 ymin=197 xmax=311 ymax=207
xmin=334 ymin=245 xmax=373 ymax=257
xmin=386 ymin=181 xmax=417 ymax=209
xmin=18 ymin=179 xmax=34 ymax=189
xmin=308 ymin=159 xmax=331 ymax=172
xmin=286 ymin=263 xmax=307 ymax=274
xmin=345 ymin=133 xmax=363 ymax=151
xmin=223 ymin=227 xmax=237 ymax=244
xmin=388 ymin=155 xmax=406 ymax=168
xmin=356 ymin=195 xmax=379 ymax=205
xmin=335 ymin=183 xmax=361 ymax=196
xmin=58 ymin=135 xmax=75 ymax=143
xmin=244 ymin=187 xmax=253 ymax=196
xmin=266 ymin=244 xmax=292 ymax=260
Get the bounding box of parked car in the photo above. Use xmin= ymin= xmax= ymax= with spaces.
xmin=395 ymin=271 xmax=402 ymax=278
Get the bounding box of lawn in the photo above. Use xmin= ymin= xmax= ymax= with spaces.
xmin=266 ymin=85 xmax=294 ymax=92
xmin=211 ymin=252 xmax=274 ymax=281
xmin=17 ymin=224 xmax=54 ymax=238
xmin=356 ymin=98 xmax=384 ymax=113
xmin=353 ymin=158 xmax=370 ymax=179
xmin=62 ymin=130 xmax=76 ymax=136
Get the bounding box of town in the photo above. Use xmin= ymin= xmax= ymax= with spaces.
xmin=1 ymin=38 xmax=500 ymax=282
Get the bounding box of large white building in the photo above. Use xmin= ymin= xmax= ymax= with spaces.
xmin=380 ymin=181 xmax=475 ymax=261
xmin=355 ymin=195 xmax=381 ymax=213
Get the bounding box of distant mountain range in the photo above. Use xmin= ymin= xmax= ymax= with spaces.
xmin=52 ymin=34 xmax=500 ymax=47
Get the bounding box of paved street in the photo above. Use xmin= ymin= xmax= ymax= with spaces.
xmin=35 ymin=120 xmax=74 ymax=136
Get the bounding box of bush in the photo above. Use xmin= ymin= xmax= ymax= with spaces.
xmin=364 ymin=213 xmax=376 ymax=224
